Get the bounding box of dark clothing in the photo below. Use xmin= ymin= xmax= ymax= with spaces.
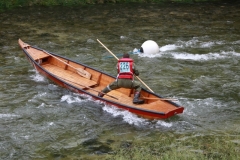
xmin=103 ymin=57 xmax=141 ymax=93
xmin=100 ymin=56 xmax=144 ymax=104
xmin=102 ymin=79 xmax=142 ymax=93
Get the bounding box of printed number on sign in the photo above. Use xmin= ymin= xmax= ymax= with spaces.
xmin=119 ymin=62 xmax=130 ymax=73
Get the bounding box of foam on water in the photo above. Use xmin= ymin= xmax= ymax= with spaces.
xmin=160 ymin=44 xmax=179 ymax=52
xmin=102 ymin=105 xmax=146 ymax=125
xmin=178 ymin=97 xmax=220 ymax=114
xmin=86 ymin=39 xmax=95 ymax=43
xmin=37 ymin=103 xmax=45 ymax=108
xmin=120 ymin=35 xmax=127 ymax=39
xmin=61 ymin=95 xmax=84 ymax=104
xmin=0 ymin=114 xmax=20 ymax=118
xmin=30 ymin=72 xmax=46 ymax=82
xmin=139 ymin=49 xmax=239 ymax=61
xmin=170 ymin=52 xmax=224 ymax=60
xmin=58 ymin=93 xmax=175 ymax=128
xmin=177 ymin=96 xmax=233 ymax=131
xmin=29 ymin=92 xmax=48 ymax=102
xmin=156 ymin=120 xmax=173 ymax=128
xmin=138 ymin=37 xmax=239 ymax=60
xmin=233 ymin=40 xmax=240 ymax=44
xmin=60 ymin=93 xmax=92 ymax=104
xmin=102 ymin=105 xmax=174 ymax=128
xmin=176 ymin=38 xmax=224 ymax=48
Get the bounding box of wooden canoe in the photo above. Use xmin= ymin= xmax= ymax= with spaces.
xmin=18 ymin=39 xmax=184 ymax=119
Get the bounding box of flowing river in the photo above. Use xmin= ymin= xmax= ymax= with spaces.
xmin=1 ymin=2 xmax=240 ymax=159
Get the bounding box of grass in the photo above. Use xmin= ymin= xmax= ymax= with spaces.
xmin=0 ymin=0 xmax=225 ymax=12
xmin=105 ymin=132 xmax=240 ymax=160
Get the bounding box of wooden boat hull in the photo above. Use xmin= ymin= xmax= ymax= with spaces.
xmin=18 ymin=39 xmax=184 ymax=119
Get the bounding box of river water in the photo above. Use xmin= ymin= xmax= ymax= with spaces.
xmin=1 ymin=2 xmax=240 ymax=159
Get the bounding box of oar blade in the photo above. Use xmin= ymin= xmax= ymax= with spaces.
xmin=76 ymin=68 xmax=91 ymax=79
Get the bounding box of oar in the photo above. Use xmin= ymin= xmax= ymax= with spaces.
xmin=42 ymin=50 xmax=92 ymax=79
xmin=97 ymin=39 xmax=155 ymax=93
xmin=55 ymin=75 xmax=118 ymax=100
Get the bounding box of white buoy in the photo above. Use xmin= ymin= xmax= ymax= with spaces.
xmin=140 ymin=40 xmax=159 ymax=54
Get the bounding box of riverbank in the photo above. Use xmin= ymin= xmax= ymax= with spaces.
xmin=0 ymin=0 xmax=234 ymax=12
xmin=107 ymin=132 xmax=239 ymax=160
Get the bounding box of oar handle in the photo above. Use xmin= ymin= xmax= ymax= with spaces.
xmin=97 ymin=39 xmax=154 ymax=93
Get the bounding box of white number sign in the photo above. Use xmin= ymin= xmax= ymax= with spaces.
xmin=119 ymin=62 xmax=130 ymax=73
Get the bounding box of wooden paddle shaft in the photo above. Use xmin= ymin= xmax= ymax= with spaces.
xmin=42 ymin=50 xmax=91 ymax=79
xmin=43 ymin=50 xmax=78 ymax=70
xmin=97 ymin=39 xmax=154 ymax=93
xmin=97 ymin=39 xmax=119 ymax=60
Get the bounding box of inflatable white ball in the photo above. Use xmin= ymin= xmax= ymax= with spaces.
xmin=140 ymin=40 xmax=159 ymax=54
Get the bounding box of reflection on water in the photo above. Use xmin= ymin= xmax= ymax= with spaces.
xmin=0 ymin=2 xmax=240 ymax=159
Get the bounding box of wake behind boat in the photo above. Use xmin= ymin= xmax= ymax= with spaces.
xmin=18 ymin=39 xmax=184 ymax=119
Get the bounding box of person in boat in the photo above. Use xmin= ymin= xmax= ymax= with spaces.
xmin=98 ymin=53 xmax=144 ymax=104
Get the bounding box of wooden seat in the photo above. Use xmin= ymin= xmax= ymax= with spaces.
xmin=42 ymin=64 xmax=97 ymax=89
xmin=26 ymin=48 xmax=50 ymax=60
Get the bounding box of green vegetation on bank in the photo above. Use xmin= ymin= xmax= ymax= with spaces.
xmin=0 ymin=0 xmax=227 ymax=11
xmin=105 ymin=132 xmax=240 ymax=160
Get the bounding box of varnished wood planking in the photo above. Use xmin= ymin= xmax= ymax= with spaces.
xmin=42 ymin=64 xmax=97 ymax=88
